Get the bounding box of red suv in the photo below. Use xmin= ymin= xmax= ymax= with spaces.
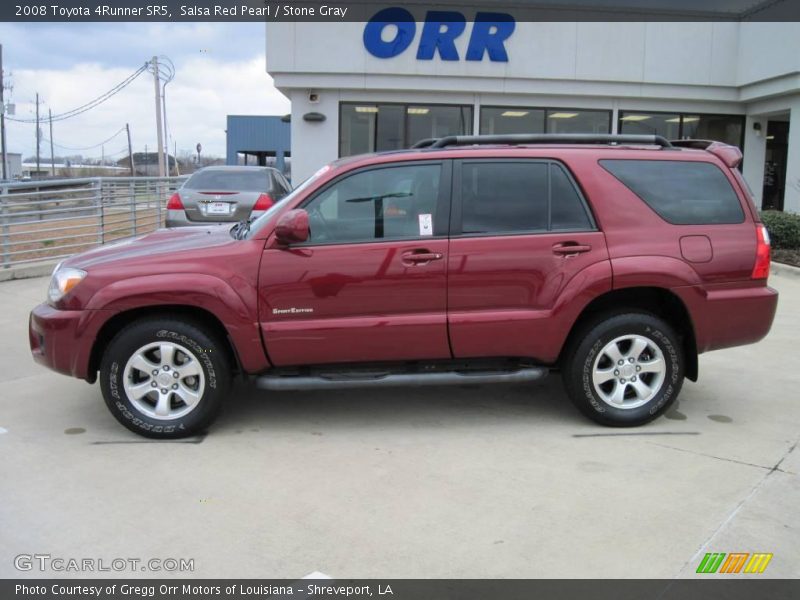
xmin=29 ymin=134 xmax=778 ymax=438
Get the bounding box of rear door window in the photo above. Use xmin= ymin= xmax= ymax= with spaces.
xmin=600 ymin=159 xmax=744 ymax=225
xmin=551 ymin=164 xmax=593 ymax=230
xmin=458 ymin=161 xmax=593 ymax=235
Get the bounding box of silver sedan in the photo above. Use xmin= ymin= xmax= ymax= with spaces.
xmin=166 ymin=166 xmax=291 ymax=227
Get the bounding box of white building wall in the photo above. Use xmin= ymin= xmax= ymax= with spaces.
xmin=737 ymin=23 xmax=800 ymax=85
xmin=268 ymin=21 xmax=800 ymax=205
xmin=742 ymin=116 xmax=768 ymax=207
xmin=783 ymin=97 xmax=800 ymax=214
xmin=268 ymin=22 xmax=741 ymax=86
xmin=290 ymin=89 xmax=340 ymax=183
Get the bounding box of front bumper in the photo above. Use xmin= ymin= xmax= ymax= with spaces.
xmin=29 ymin=303 xmax=104 ymax=381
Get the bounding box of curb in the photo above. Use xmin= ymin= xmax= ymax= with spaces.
xmin=0 ymin=260 xmax=58 ymax=283
xmin=771 ymin=261 xmax=800 ymax=279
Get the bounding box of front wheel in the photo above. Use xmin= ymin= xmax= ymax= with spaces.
xmin=100 ymin=317 xmax=231 ymax=438
xmin=563 ymin=312 xmax=684 ymax=426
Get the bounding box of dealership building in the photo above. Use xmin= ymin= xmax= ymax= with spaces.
xmin=266 ymin=18 xmax=800 ymax=213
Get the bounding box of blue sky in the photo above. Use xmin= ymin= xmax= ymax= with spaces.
xmin=0 ymin=22 xmax=290 ymax=159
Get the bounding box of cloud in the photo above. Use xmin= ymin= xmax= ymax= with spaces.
xmin=0 ymin=22 xmax=264 ymax=70
xmin=1 ymin=23 xmax=290 ymax=159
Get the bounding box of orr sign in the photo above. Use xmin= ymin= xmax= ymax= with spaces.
xmin=363 ymin=8 xmax=515 ymax=62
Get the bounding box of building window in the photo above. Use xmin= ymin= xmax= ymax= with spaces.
xmin=619 ymin=111 xmax=681 ymax=139
xmin=480 ymin=107 xmax=546 ymax=135
xmin=339 ymin=103 xmax=472 ymax=157
xmin=619 ymin=111 xmax=745 ymax=149
xmin=339 ymin=105 xmax=376 ymax=156
xmin=681 ymin=115 xmax=744 ymax=149
xmin=480 ymin=107 xmax=611 ymax=135
xmin=407 ymin=105 xmax=473 ymax=149
xmin=546 ymin=109 xmax=611 ymax=134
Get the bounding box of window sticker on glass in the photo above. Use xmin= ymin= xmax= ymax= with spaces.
xmin=419 ymin=213 xmax=433 ymax=236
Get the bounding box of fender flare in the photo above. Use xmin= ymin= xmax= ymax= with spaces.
xmin=84 ymin=273 xmax=269 ymax=374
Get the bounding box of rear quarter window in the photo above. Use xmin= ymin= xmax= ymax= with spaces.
xmin=600 ymin=159 xmax=745 ymax=225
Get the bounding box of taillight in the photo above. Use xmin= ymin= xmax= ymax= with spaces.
xmin=253 ymin=193 xmax=274 ymax=211
xmin=167 ymin=193 xmax=184 ymax=210
xmin=752 ymin=224 xmax=771 ymax=280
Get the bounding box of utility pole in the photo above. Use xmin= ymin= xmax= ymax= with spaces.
xmin=162 ymin=80 xmax=169 ymax=176
xmin=126 ymin=123 xmax=134 ymax=176
xmin=0 ymin=44 xmax=7 ymax=180
xmin=35 ymin=92 xmax=40 ymax=178
xmin=151 ymin=56 xmax=165 ymax=177
xmin=48 ymin=108 xmax=54 ymax=177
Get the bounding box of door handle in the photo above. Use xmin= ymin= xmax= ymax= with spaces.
xmin=552 ymin=242 xmax=592 ymax=256
xmin=402 ymin=251 xmax=444 ymax=264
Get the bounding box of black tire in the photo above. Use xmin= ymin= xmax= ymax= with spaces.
xmin=99 ymin=317 xmax=231 ymax=439
xmin=563 ymin=312 xmax=684 ymax=426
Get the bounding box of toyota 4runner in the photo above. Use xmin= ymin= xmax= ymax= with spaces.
xmin=29 ymin=134 xmax=778 ymax=438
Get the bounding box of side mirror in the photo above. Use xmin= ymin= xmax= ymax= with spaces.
xmin=275 ymin=209 xmax=309 ymax=245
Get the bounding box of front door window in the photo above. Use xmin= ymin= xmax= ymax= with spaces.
xmin=302 ymin=163 xmax=443 ymax=244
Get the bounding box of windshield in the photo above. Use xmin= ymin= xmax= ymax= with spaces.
xmin=184 ymin=169 xmax=270 ymax=192
xmin=244 ymin=165 xmax=331 ymax=239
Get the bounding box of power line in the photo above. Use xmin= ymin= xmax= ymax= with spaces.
xmin=104 ymin=147 xmax=129 ymax=157
xmin=42 ymin=126 xmax=127 ymax=152
xmin=7 ymin=64 xmax=147 ymax=124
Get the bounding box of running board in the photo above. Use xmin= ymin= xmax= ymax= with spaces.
xmin=255 ymin=367 xmax=548 ymax=391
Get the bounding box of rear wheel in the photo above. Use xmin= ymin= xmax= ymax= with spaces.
xmin=563 ymin=312 xmax=684 ymax=426
xmin=100 ymin=317 xmax=231 ymax=438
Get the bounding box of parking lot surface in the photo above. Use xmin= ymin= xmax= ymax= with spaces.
xmin=1 ymin=273 xmax=798 ymax=579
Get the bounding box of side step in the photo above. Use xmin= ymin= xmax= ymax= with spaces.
xmin=255 ymin=367 xmax=548 ymax=391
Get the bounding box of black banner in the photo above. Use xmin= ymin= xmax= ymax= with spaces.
xmin=2 ymin=0 xmax=800 ymax=22
xmin=4 ymin=580 xmax=800 ymax=600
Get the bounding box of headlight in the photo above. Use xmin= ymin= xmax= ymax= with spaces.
xmin=48 ymin=266 xmax=87 ymax=305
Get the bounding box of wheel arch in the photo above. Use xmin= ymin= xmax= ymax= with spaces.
xmin=559 ymin=286 xmax=698 ymax=381
xmin=88 ymin=305 xmax=243 ymax=384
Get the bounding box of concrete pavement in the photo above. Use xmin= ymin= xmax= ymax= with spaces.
xmin=0 ymin=273 xmax=798 ymax=579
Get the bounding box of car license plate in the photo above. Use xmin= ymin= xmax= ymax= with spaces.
xmin=207 ymin=202 xmax=230 ymax=215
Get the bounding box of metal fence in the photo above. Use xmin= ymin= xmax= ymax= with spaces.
xmin=0 ymin=176 xmax=187 ymax=268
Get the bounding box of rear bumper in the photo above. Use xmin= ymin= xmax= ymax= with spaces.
xmin=675 ymin=284 xmax=778 ymax=353
xmin=165 ymin=209 xmax=266 ymax=227
xmin=29 ymin=303 xmax=105 ymax=381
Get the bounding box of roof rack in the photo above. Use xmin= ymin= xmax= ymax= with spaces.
xmin=411 ymin=138 xmax=439 ymax=149
xmin=413 ymin=133 xmax=674 ymax=150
